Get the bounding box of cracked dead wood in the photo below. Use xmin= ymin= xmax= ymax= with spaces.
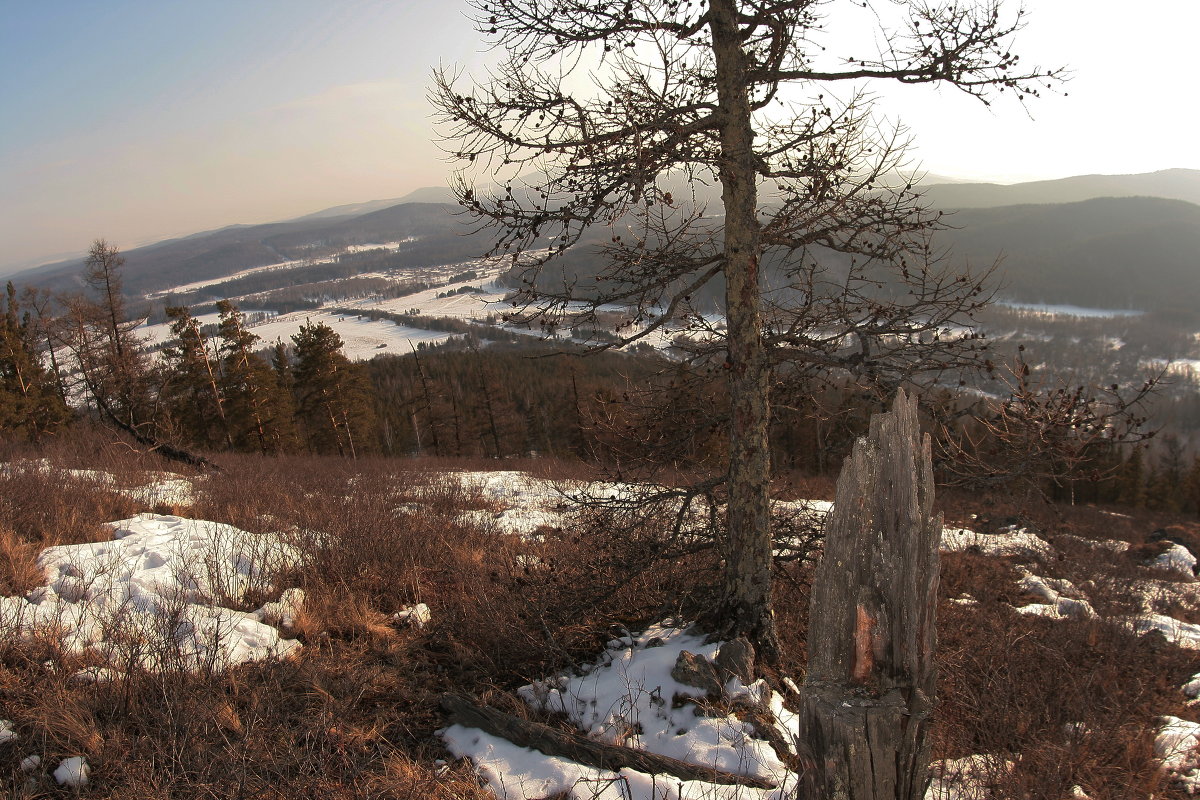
xmin=799 ymin=389 xmax=941 ymax=800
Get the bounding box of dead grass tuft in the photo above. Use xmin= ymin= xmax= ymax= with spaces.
xmin=0 ymin=524 xmax=43 ymax=596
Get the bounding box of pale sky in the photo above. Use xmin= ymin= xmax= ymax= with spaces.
xmin=1 ymin=0 xmax=1197 ymax=275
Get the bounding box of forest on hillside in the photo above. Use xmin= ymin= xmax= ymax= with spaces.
xmin=3 ymin=239 xmax=1197 ymax=518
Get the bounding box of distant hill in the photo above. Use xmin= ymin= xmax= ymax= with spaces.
xmin=12 ymin=170 xmax=1199 ymax=319
xmin=287 ymin=199 xmax=407 ymax=223
xmin=920 ymin=168 xmax=1200 ymax=209
xmin=11 ymin=202 xmax=480 ymax=296
xmin=941 ymin=196 xmax=1200 ymax=315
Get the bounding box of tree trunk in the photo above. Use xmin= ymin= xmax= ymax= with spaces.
xmin=709 ymin=0 xmax=778 ymax=661
xmin=799 ymin=389 xmax=940 ymax=800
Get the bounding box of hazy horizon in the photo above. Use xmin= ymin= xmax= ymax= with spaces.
xmin=3 ymin=0 xmax=1198 ymax=276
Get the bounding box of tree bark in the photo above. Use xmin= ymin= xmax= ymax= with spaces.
xmin=709 ymin=0 xmax=779 ymax=661
xmin=799 ymin=389 xmax=940 ymax=800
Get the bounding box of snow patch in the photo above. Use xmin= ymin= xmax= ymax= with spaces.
xmin=392 ymin=603 xmax=431 ymax=628
xmin=0 ymin=514 xmax=302 ymax=672
xmin=925 ymin=754 xmax=1014 ymax=800
xmin=1149 ymin=543 xmax=1198 ymax=580
xmin=53 ymin=756 xmax=90 ymax=787
xmin=0 ymin=461 xmax=196 ymax=508
xmin=1014 ymin=571 xmax=1095 ymax=619
xmin=940 ymin=527 xmax=1054 ymax=559
xmin=443 ymin=622 xmax=806 ymax=799
xmin=1125 ymin=614 xmax=1200 ymax=649
xmin=1156 ymin=716 xmax=1200 ymax=791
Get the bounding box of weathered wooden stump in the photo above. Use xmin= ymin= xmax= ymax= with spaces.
xmin=799 ymin=389 xmax=941 ymax=800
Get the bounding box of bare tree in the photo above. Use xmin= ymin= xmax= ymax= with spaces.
xmin=434 ymin=0 xmax=1059 ymax=656
xmin=84 ymin=239 xmax=129 ymax=363
xmin=62 ymin=240 xmax=153 ymax=434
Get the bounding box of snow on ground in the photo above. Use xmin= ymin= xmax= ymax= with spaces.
xmin=440 ymin=620 xmax=1035 ymax=800
xmin=0 ymin=514 xmax=302 ymax=674
xmin=1124 ymin=614 xmax=1200 ymax=650
xmin=1150 ymin=543 xmax=1198 ymax=579
xmin=393 ymin=602 xmax=431 ymax=629
xmin=137 ymin=311 xmax=224 ymax=348
xmin=1013 ymin=570 xmax=1096 ymax=620
xmin=138 ymin=308 xmax=457 ymax=362
xmin=251 ymin=309 xmax=456 ymax=360
xmin=0 ymin=460 xmax=196 ymax=508
xmin=144 ymin=240 xmax=418 ymax=298
xmin=449 ymin=471 xmax=835 ymax=545
xmin=442 ymin=622 xmax=807 ymax=800
xmin=435 ymin=470 xmax=1200 ymax=795
xmin=52 ymin=756 xmax=90 ymax=787
xmin=1156 ymin=717 xmax=1200 ymax=792
xmin=6 ymin=464 xmax=1199 ymax=792
xmin=362 ymin=272 xmax=512 ymax=321
xmin=939 ymin=527 xmax=1054 ymax=560
xmin=925 ymin=755 xmax=1014 ymax=800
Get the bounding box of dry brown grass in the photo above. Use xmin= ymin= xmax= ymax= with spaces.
xmin=3 ymin=433 xmax=1200 ymax=798
xmin=934 ymin=600 xmax=1196 ymax=799
xmin=0 ymin=524 xmax=43 ymax=596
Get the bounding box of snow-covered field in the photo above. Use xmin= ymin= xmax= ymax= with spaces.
xmin=137 ymin=308 xmax=458 ymax=361
xmin=995 ymin=301 xmax=1145 ymax=318
xmin=145 ymin=240 xmax=418 ymax=298
xmin=136 ymin=247 xmax=723 ymax=361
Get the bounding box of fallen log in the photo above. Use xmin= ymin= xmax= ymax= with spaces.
xmin=440 ymin=693 xmax=776 ymax=790
xmin=92 ymin=390 xmax=221 ymax=471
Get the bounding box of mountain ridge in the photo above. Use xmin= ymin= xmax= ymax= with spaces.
xmin=10 ymin=169 xmax=1199 ymax=315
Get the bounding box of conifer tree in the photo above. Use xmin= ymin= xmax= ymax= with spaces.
xmin=291 ymin=320 xmax=377 ymax=458
xmin=1186 ymin=457 xmax=1200 ymax=516
xmin=162 ymin=306 xmax=232 ymax=448
xmin=0 ymin=282 xmax=70 ymax=441
xmin=19 ymin=286 xmax=68 ymax=407
xmin=215 ymin=301 xmax=298 ymax=454
xmin=1117 ymin=450 xmax=1147 ymax=508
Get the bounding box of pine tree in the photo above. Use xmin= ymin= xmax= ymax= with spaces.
xmin=1153 ymin=435 xmax=1187 ymax=513
xmin=215 ymin=301 xmax=298 ymax=454
xmin=1186 ymin=457 xmax=1200 ymax=516
xmin=0 ymin=282 xmax=70 ymax=441
xmin=291 ymin=320 xmax=377 ymax=458
xmin=1117 ymin=450 xmax=1147 ymax=508
xmin=161 ymin=306 xmax=232 ymax=448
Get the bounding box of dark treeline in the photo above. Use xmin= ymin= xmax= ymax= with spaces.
xmin=9 ymin=269 xmax=1200 ymax=515
xmin=367 ymin=342 xmax=659 ymax=459
xmin=329 ymin=307 xmax=530 ymax=344
xmin=168 ymin=272 xmax=433 ymax=311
